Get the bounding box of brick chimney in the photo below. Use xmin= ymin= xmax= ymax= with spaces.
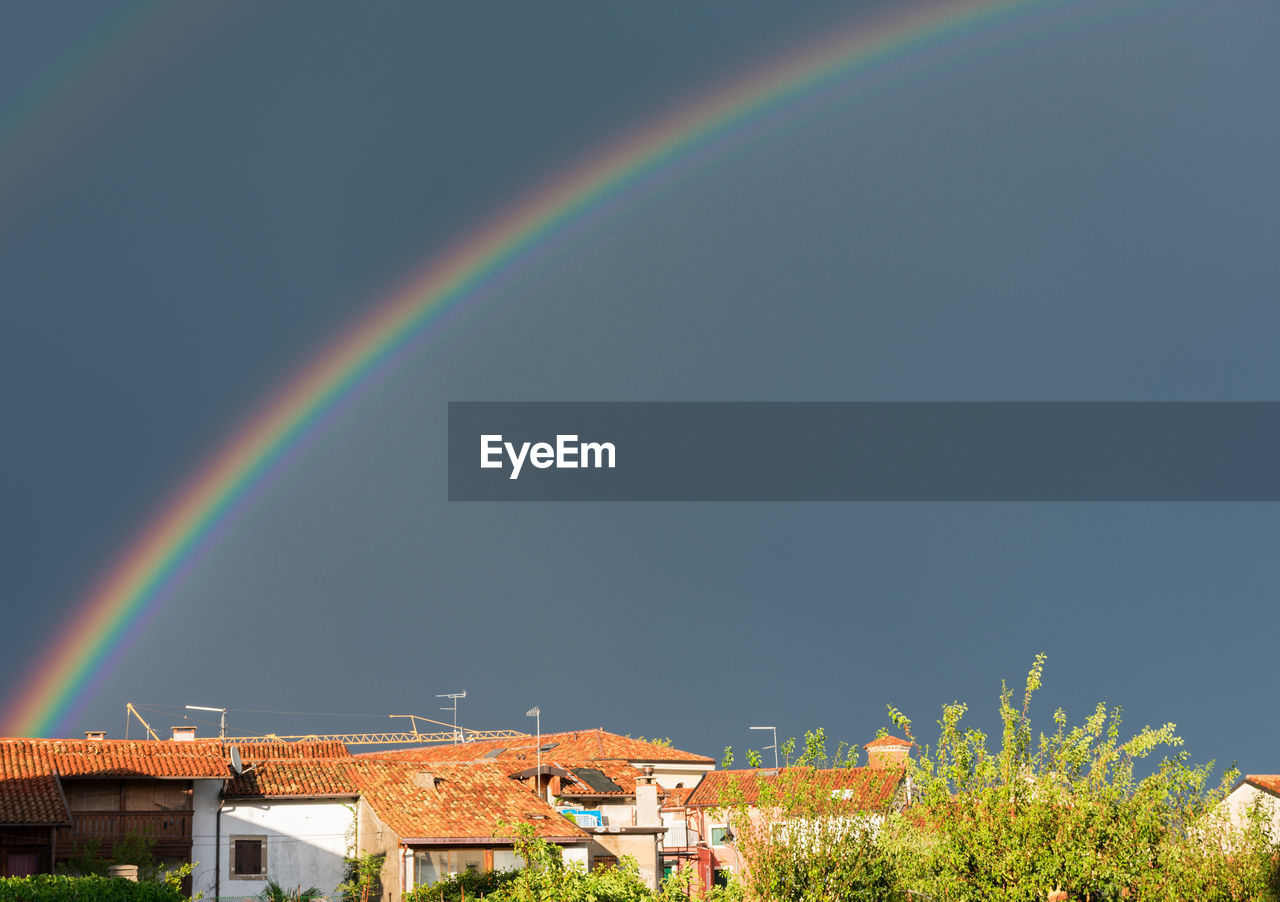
xmin=863 ymin=735 xmax=912 ymax=769
xmin=170 ymin=725 xmax=197 ymax=741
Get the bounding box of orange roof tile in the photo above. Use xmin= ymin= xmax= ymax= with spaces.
xmin=231 ymin=740 xmax=351 ymax=762
xmin=0 ymin=775 xmax=69 ymax=825
xmin=226 ymin=758 xmax=360 ymax=798
xmin=684 ymin=766 xmax=902 ymax=810
xmin=0 ymin=738 xmax=229 ymax=779
xmin=364 ymin=729 xmax=713 ymax=766
xmin=1246 ymin=775 xmax=1280 ymax=796
xmin=226 ymin=758 xmax=589 ymax=843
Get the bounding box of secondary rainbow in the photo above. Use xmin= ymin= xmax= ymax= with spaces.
xmin=4 ymin=0 xmax=1102 ymax=736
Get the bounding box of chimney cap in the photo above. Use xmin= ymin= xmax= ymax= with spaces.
xmin=170 ymin=725 xmax=197 ymax=741
xmin=84 ymin=731 xmax=106 ymax=741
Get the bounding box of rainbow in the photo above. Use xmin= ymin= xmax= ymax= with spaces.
xmin=4 ymin=0 xmax=1118 ymax=736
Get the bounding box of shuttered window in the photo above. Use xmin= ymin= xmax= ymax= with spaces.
xmin=229 ymin=836 xmax=266 ymax=878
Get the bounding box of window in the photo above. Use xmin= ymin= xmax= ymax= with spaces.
xmin=413 ymin=849 xmax=489 ymax=887
xmin=229 ymin=836 xmax=267 ymax=879
xmin=492 ymin=849 xmax=526 ymax=872
xmin=714 ymin=867 xmax=732 ymax=889
xmin=710 ymin=826 xmax=731 ymax=847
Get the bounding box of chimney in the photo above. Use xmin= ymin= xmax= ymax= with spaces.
xmin=171 ymin=725 xmax=197 ymax=742
xmin=863 ymin=736 xmax=912 ymax=769
xmin=635 ymin=767 xmax=659 ymax=827
xmin=84 ymin=731 xmax=106 ymax=741
xmin=414 ymin=771 xmax=436 ymax=790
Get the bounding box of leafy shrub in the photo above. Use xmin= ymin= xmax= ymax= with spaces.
xmin=0 ymin=874 xmax=185 ymax=902
xmin=403 ymin=867 xmax=519 ymax=902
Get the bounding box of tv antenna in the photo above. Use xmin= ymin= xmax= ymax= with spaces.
xmin=437 ymin=691 xmax=467 ymax=739
xmin=186 ymin=704 xmax=227 ymax=740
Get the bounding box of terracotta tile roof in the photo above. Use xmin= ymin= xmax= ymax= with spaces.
xmin=0 ymin=775 xmax=70 ymax=825
xmin=359 ymin=761 xmax=587 ymax=843
xmin=863 ymin=735 xmax=913 ymax=750
xmin=0 ymin=738 xmax=229 ymax=779
xmin=226 ymin=758 xmax=360 ymax=798
xmin=1246 ymin=775 xmax=1280 ymax=796
xmin=364 ymin=729 xmax=714 ymax=766
xmin=225 ymin=758 xmax=588 ymax=843
xmin=684 ymin=766 xmax=902 ymax=811
xmin=230 ymin=741 xmax=351 ymax=762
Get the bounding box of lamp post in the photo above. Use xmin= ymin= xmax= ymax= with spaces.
xmin=749 ymin=726 xmax=778 ymax=770
xmin=526 ymin=707 xmax=542 ymax=801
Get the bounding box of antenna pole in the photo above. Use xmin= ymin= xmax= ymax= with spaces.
xmin=526 ymin=706 xmax=542 ymax=801
xmin=436 ymin=691 xmax=467 ymax=741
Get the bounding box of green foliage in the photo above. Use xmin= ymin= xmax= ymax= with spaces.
xmin=460 ymin=824 xmax=652 ymax=902
xmin=56 ymin=838 xmax=110 ymax=877
xmin=257 ymin=880 xmax=322 ymax=902
xmin=631 ymin=736 xmax=675 ymax=748
xmin=717 ymin=761 xmax=902 ymax=902
xmin=404 ymin=867 xmax=519 ymax=902
xmin=884 ymin=653 xmax=1280 ymax=902
xmin=656 ymin=868 xmax=742 ymax=902
xmin=0 ymin=874 xmax=185 ymax=902
xmin=336 ymin=852 xmax=384 ymax=902
xmin=54 ymin=830 xmax=188 ymax=891
xmin=723 ymin=729 xmax=860 ymax=775
xmin=714 ymin=656 xmax=1280 ymax=902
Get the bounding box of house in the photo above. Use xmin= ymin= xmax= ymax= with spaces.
xmin=1 ymin=727 xmax=711 ymax=895
xmin=221 ymin=756 xmax=591 ymax=901
xmin=366 ymin=728 xmax=715 ymax=888
xmin=662 ymin=736 xmax=911 ymax=891
xmin=0 ymin=736 xmax=230 ymax=882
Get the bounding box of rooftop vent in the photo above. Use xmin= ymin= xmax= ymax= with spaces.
xmin=414 ymin=771 xmax=436 ymax=790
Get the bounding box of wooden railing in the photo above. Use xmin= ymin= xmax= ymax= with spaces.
xmin=57 ymin=810 xmax=192 ymax=845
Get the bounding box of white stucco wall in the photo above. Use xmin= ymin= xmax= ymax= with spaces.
xmin=1223 ymin=783 xmax=1280 ymax=841
xmin=650 ymin=763 xmax=715 ymax=790
xmin=216 ymin=798 xmax=356 ymax=902
xmin=563 ymin=843 xmax=590 ymax=871
xmin=191 ymin=779 xmax=223 ymax=900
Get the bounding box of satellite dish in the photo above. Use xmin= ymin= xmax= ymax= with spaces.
xmin=229 ymin=745 xmax=243 ymax=775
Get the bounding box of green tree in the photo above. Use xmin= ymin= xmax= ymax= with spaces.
xmin=884 ymin=654 xmax=1280 ymax=902
xmin=336 ymin=852 xmax=384 ymax=902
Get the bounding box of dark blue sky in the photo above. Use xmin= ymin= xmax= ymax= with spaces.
xmin=3 ymin=1 xmax=1279 ymax=773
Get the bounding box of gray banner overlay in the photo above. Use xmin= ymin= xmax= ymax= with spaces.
xmin=448 ymin=402 xmax=1280 ymax=501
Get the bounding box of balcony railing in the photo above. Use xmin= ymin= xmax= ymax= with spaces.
xmin=662 ymin=824 xmax=701 ymax=848
xmin=57 ymin=810 xmax=193 ymax=846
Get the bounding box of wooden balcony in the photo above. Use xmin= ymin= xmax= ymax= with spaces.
xmin=55 ymin=811 xmax=193 ymax=858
